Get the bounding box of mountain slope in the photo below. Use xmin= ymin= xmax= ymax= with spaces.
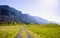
xmin=0 ymin=5 xmax=50 ymax=24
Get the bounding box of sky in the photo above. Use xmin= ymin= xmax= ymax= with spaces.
xmin=0 ymin=0 xmax=60 ymax=23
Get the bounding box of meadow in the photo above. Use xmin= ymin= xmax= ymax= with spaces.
xmin=26 ymin=24 xmax=60 ymax=38
xmin=0 ymin=24 xmax=20 ymax=38
xmin=0 ymin=23 xmax=60 ymax=38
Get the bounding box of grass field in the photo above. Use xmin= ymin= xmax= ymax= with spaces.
xmin=0 ymin=23 xmax=60 ymax=38
xmin=26 ymin=24 xmax=60 ymax=38
xmin=0 ymin=24 xmax=20 ymax=38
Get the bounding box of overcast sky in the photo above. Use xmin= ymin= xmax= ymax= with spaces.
xmin=0 ymin=0 xmax=60 ymax=23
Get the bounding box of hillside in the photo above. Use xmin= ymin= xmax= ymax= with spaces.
xmin=0 ymin=5 xmax=50 ymax=24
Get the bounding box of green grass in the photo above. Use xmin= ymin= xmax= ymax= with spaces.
xmin=26 ymin=24 xmax=60 ymax=38
xmin=0 ymin=23 xmax=60 ymax=38
xmin=0 ymin=24 xmax=20 ymax=38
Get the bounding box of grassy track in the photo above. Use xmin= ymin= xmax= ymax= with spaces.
xmin=15 ymin=26 xmax=40 ymax=38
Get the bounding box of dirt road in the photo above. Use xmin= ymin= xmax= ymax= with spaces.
xmin=14 ymin=26 xmax=33 ymax=38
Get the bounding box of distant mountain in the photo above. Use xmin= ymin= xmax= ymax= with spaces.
xmin=0 ymin=5 xmax=50 ymax=24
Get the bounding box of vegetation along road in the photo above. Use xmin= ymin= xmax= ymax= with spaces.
xmin=1 ymin=24 xmax=59 ymax=38
xmin=14 ymin=26 xmax=40 ymax=38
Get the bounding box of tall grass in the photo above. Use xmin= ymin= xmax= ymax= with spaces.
xmin=26 ymin=24 xmax=60 ymax=38
xmin=0 ymin=24 xmax=20 ymax=38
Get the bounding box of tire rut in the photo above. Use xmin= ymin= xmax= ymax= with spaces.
xmin=14 ymin=26 xmax=34 ymax=38
xmin=14 ymin=27 xmax=23 ymax=38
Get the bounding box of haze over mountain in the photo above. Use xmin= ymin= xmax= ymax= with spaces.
xmin=0 ymin=5 xmax=50 ymax=24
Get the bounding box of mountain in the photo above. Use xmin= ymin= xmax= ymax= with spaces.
xmin=0 ymin=5 xmax=50 ymax=24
